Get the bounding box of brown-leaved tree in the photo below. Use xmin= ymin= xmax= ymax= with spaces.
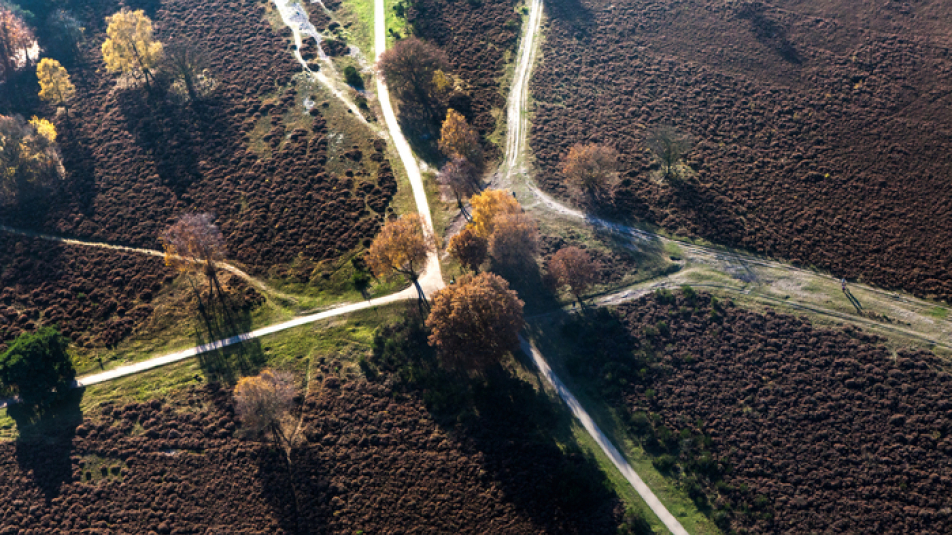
xmin=366 ymin=214 xmax=436 ymax=303
xmin=0 ymin=8 xmax=34 ymax=81
xmin=377 ymin=37 xmax=449 ymax=120
xmin=426 ymin=272 xmax=525 ymax=369
xmin=448 ymin=227 xmax=488 ymax=272
xmin=437 ymin=156 xmax=479 ymax=214
xmin=548 ymin=246 xmax=596 ymax=301
xmin=489 ymin=212 xmax=539 ymax=268
xmin=562 ymin=143 xmax=619 ymax=203
xmin=159 ymin=213 xmax=228 ymax=313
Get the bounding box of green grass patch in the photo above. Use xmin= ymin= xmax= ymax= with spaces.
xmin=929 ymin=306 xmax=949 ymax=320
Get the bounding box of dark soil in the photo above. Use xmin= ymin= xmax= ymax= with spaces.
xmin=567 ymin=290 xmax=952 ymax=532
xmin=531 ymin=0 xmax=952 ymax=301
xmin=0 ymin=376 xmax=622 ymax=534
xmin=408 ymin=0 xmax=520 ymax=159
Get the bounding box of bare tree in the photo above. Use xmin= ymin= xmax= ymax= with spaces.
xmin=159 ymin=213 xmax=228 ymax=314
xmin=161 ymin=42 xmax=211 ymax=101
xmin=437 ymin=157 xmax=479 ymax=216
xmin=646 ymin=125 xmax=693 ymax=179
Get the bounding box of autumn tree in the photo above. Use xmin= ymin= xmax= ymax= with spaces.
xmin=0 ymin=327 xmax=76 ymax=406
xmin=469 ymin=188 xmax=521 ymax=239
xmin=37 ymin=58 xmax=76 ymax=114
xmin=0 ymin=114 xmax=62 ymax=204
xmin=426 ymin=272 xmax=525 ymax=370
xmin=562 ymin=143 xmax=619 ymax=203
xmin=377 ymin=37 xmax=449 ymax=119
xmin=437 ymin=156 xmax=479 ymax=214
xmin=448 ymin=227 xmax=487 ymax=272
xmin=366 ymin=214 xmax=436 ymax=303
xmin=159 ymin=213 xmax=228 ymax=314
xmin=548 ymin=246 xmax=596 ymax=301
xmin=439 ymin=109 xmax=482 ymax=168
xmin=0 ymin=8 xmax=33 ymax=81
xmin=161 ymin=42 xmax=211 ymax=101
xmin=647 ymin=125 xmax=693 ymax=178
xmin=233 ymin=369 xmax=296 ymax=447
xmin=101 ymin=9 xmax=164 ymax=87
xmin=489 ymin=212 xmax=539 ymax=268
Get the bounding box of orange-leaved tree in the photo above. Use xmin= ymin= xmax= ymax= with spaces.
xmin=439 ymin=109 xmax=482 ymax=167
xmin=562 ymin=143 xmax=619 ymax=203
xmin=426 ymin=272 xmax=525 ymax=370
xmin=367 ymin=214 xmax=436 ymax=303
xmin=468 ymin=188 xmax=521 ymax=239
xmin=159 ymin=213 xmax=227 ymax=313
xmin=548 ymin=246 xmax=596 ymax=301
xmin=233 ymin=369 xmax=296 ymax=447
xmin=447 ymin=226 xmax=487 ymax=272
xmin=489 ymin=212 xmax=539 ymax=268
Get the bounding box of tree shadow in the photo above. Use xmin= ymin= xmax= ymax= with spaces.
xmin=396 ymin=106 xmax=445 ymax=166
xmin=491 ymin=259 xmax=561 ymax=316
xmin=191 ymin=284 xmax=266 ymax=386
xmin=545 ymin=0 xmax=594 ymax=35
xmin=735 ymin=2 xmax=802 ymax=65
xmin=668 ymin=178 xmax=747 ymax=248
xmin=9 ymin=387 xmax=84 ymax=503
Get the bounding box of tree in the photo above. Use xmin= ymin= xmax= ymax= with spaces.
xmin=489 ymin=212 xmax=539 ymax=267
xmin=562 ymin=143 xmax=619 ymax=202
xmin=437 ymin=157 xmax=479 ymax=213
xmin=0 ymin=327 xmax=76 ymax=405
xmin=161 ymin=42 xmax=211 ymax=101
xmin=101 ymin=9 xmax=164 ymax=87
xmin=439 ymin=109 xmax=482 ymax=167
xmin=36 ymin=58 xmax=76 ymax=113
xmin=46 ymin=10 xmax=85 ymax=59
xmin=448 ymin=227 xmax=487 ymax=272
xmin=469 ymin=188 xmax=521 ymax=239
xmin=426 ymin=272 xmax=525 ymax=369
xmin=0 ymin=8 xmax=34 ymax=81
xmin=233 ymin=369 xmax=296 ymax=446
xmin=0 ymin=114 xmax=62 ymax=204
xmin=646 ymin=125 xmax=693 ymax=178
xmin=366 ymin=214 xmax=436 ymax=302
xmin=548 ymin=246 xmax=596 ymax=301
xmin=159 ymin=213 xmax=228 ymax=312
xmin=377 ymin=37 xmax=449 ymax=119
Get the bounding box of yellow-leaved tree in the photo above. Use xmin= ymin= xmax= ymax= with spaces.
xmin=0 ymin=114 xmax=62 ymax=204
xmin=101 ymin=9 xmax=163 ymax=87
xmin=439 ymin=108 xmax=482 ymax=167
xmin=468 ymin=188 xmax=521 ymax=239
xmin=37 ymin=58 xmax=75 ymax=113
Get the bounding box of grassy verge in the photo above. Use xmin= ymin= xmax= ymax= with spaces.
xmin=524 ymin=313 xmax=724 ymax=535
xmin=0 ymin=302 xmax=415 ymax=440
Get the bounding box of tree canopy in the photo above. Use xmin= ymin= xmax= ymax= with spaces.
xmin=101 ymin=9 xmax=164 ymax=84
xmin=366 ymin=214 xmax=435 ymax=283
xmin=646 ymin=125 xmax=693 ymax=178
xmin=233 ymin=369 xmax=296 ymax=446
xmin=437 ymin=157 xmax=479 ymax=207
xmin=469 ymin=189 xmax=521 ymax=239
xmin=426 ymin=273 xmax=525 ymax=370
xmin=160 ymin=213 xmax=226 ymax=278
xmin=439 ymin=109 xmax=482 ymax=167
xmin=0 ymin=327 xmax=76 ymax=405
xmin=562 ymin=143 xmax=619 ymax=202
xmin=489 ymin=212 xmax=539 ymax=267
xmin=548 ymin=246 xmax=596 ymax=300
xmin=37 ymin=58 xmax=75 ymax=110
xmin=448 ymin=226 xmax=488 ymax=272
xmin=0 ymin=114 xmax=62 ymax=204
xmin=0 ymin=8 xmax=34 ymax=81
xmin=377 ymin=37 xmax=449 ymax=118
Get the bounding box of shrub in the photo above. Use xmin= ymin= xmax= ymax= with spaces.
xmin=344 ymin=65 xmax=364 ymax=89
xmin=0 ymin=327 xmax=76 ymax=405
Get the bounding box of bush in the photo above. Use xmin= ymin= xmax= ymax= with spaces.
xmin=652 ymin=453 xmax=677 ymax=473
xmin=344 ymin=65 xmax=364 ymax=89
xmin=618 ymin=507 xmax=654 ymax=535
xmin=0 ymin=327 xmax=75 ymax=405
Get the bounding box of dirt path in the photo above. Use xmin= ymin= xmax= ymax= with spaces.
xmin=373 ymin=0 xmax=444 ymax=295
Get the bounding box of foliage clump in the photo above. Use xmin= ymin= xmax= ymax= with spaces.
xmin=0 ymin=327 xmax=76 ymax=405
